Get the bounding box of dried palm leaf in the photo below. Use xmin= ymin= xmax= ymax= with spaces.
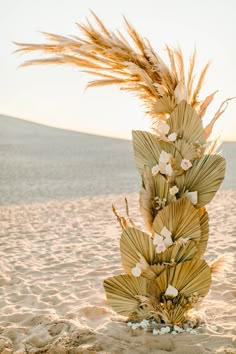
xmin=153 ymin=198 xmax=201 ymax=243
xmin=120 ymin=227 xmax=197 ymax=276
xmin=173 ymin=139 xmax=200 ymax=164
xmin=103 ymin=274 xmax=148 ymax=316
xmin=195 ymin=208 xmax=209 ymax=258
xmin=176 ymin=154 xmax=226 ymax=207
xmin=120 ymin=227 xmax=156 ymax=273
xmin=156 ymin=259 xmax=211 ymax=297
xmin=140 ymin=166 xmax=175 ymax=231
xmin=153 ymin=240 xmax=198 ymax=265
xmin=151 ymin=95 xmax=177 ymax=117
xmin=168 ymin=100 xmax=206 ymax=145
xmin=132 ymin=130 xmax=182 ymax=174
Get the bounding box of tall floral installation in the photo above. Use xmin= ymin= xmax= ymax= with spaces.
xmin=16 ymin=12 xmax=230 ymax=327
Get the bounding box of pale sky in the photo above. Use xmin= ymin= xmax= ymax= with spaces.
xmin=1 ymin=0 xmax=236 ymax=140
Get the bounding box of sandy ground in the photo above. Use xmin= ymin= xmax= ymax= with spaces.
xmin=0 ymin=190 xmax=235 ymax=354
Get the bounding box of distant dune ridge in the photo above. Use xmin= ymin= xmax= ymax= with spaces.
xmin=0 ymin=115 xmax=235 ymax=205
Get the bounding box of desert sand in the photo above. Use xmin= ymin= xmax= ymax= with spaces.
xmin=0 ymin=190 xmax=235 ymax=354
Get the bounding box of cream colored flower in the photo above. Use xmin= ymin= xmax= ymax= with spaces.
xmin=151 ymin=164 xmax=160 ymax=176
xmin=165 ymin=163 xmax=173 ymax=176
xmin=187 ymin=191 xmax=198 ymax=205
xmin=159 ymin=150 xmax=170 ymax=164
xmin=161 ymin=227 xmax=173 ymax=247
xmin=168 ymin=132 xmax=177 ymax=142
xmin=155 ymin=242 xmax=167 ymax=254
xmin=156 ymin=120 xmax=170 ymax=135
xmin=165 ymin=284 xmax=178 ymax=297
xmin=153 ymin=233 xmax=164 ymax=246
xmin=131 ymin=266 xmax=142 ymax=277
xmin=180 ymin=159 xmax=192 ymax=171
xmin=169 ymin=185 xmax=179 ymax=195
xmin=174 ymin=81 xmax=187 ymax=103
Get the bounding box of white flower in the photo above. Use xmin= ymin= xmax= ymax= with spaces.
xmin=161 ymin=227 xmax=172 ymax=238
xmin=136 ymin=257 xmax=149 ymax=271
xmin=131 ymin=323 xmax=140 ymax=330
xmin=153 ymin=233 xmax=164 ymax=246
xmin=169 ymin=185 xmax=179 ymax=195
xmin=181 ymin=159 xmax=192 ymax=171
xmin=165 ymin=284 xmax=178 ymax=297
xmin=161 ymin=227 xmax=173 ymax=247
xmin=160 ymin=326 xmax=171 ymax=334
xmin=156 ymin=120 xmax=170 ymax=135
xmin=131 ymin=266 xmax=142 ymax=277
xmin=168 ymin=132 xmax=177 ymax=142
xmin=165 ymin=163 xmax=173 ymax=176
xmin=140 ymin=320 xmax=149 ymax=329
xmin=155 ymin=242 xmax=167 ymax=254
xmin=151 ymin=164 xmax=160 ymax=176
xmin=172 ymin=331 xmax=177 ymax=335
xmin=174 ymin=82 xmax=187 ymax=103
xmin=187 ymin=191 xmax=198 ymax=205
xmin=127 ymin=322 xmax=132 ymax=327
xmin=174 ymin=325 xmax=184 ymax=333
xmin=159 ymin=162 xmax=167 ymax=174
xmin=159 ymin=150 xmax=170 ymax=164
xmin=153 ymin=328 xmax=160 ymax=335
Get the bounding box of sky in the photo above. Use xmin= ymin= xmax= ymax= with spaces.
xmin=1 ymin=0 xmax=236 ymax=140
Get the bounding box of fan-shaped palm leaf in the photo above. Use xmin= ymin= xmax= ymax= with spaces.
xmin=132 ymin=130 xmax=182 ymax=174
xmin=176 ymin=154 xmax=226 ymax=207
xmin=103 ymin=274 xmax=148 ymax=316
xmin=120 ymin=227 xmax=197 ymax=276
xmin=153 ymin=198 xmax=201 ymax=242
xmin=140 ymin=166 xmax=175 ymax=230
xmin=155 ymin=259 xmax=211 ymax=297
xmin=168 ymin=100 xmax=206 ymax=146
xmin=120 ymin=227 xmax=156 ymax=273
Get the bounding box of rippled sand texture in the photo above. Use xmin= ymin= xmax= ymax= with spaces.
xmin=0 ymin=190 xmax=235 ymax=353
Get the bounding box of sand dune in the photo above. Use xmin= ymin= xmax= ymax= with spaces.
xmin=0 ymin=191 xmax=235 ymax=353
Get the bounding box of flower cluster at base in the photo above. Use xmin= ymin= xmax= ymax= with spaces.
xmin=127 ymin=320 xmax=198 ymax=335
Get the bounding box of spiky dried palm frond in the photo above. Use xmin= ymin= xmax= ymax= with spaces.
xmin=15 ymin=11 xmax=215 ymax=120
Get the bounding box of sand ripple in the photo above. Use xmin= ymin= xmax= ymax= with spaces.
xmin=0 ymin=191 xmax=235 ymax=353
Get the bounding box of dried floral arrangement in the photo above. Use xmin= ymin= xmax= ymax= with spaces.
xmin=16 ymin=11 xmax=231 ymax=325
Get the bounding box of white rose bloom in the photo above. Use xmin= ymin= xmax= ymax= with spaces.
xmin=131 ymin=266 xmax=142 ymax=277
xmin=151 ymin=164 xmax=160 ymax=176
xmin=168 ymin=132 xmax=177 ymax=142
xmin=155 ymin=242 xmax=167 ymax=254
xmin=165 ymin=163 xmax=173 ymax=176
xmin=169 ymin=185 xmax=179 ymax=195
xmin=165 ymin=284 xmax=179 ymax=297
xmin=159 ymin=150 xmax=170 ymax=164
xmin=153 ymin=234 xmax=164 ymax=246
xmin=181 ymin=159 xmax=192 ymax=171
xmin=157 ymin=121 xmax=170 ymax=135
xmin=187 ymin=191 xmax=198 ymax=205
